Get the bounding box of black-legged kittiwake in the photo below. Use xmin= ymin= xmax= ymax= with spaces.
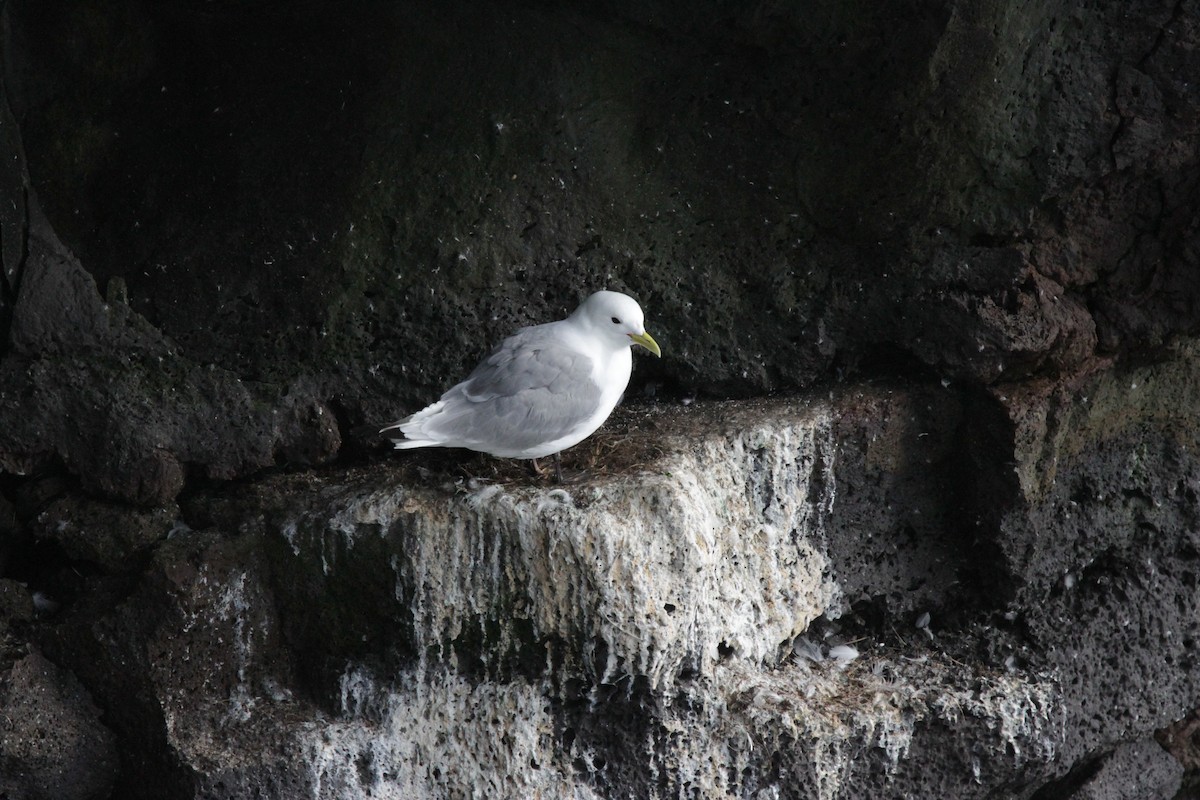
xmin=381 ymin=291 xmax=661 ymax=466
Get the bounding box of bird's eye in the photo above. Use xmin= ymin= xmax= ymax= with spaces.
xmin=611 ymin=316 xmax=621 ymax=324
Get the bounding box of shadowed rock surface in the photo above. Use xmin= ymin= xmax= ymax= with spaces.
xmin=1 ymin=0 xmax=1199 ymax=797
xmin=0 ymin=650 xmax=119 ymax=800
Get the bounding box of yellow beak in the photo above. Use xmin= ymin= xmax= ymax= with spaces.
xmin=628 ymin=330 xmax=662 ymax=357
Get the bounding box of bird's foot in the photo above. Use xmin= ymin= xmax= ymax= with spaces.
xmin=530 ymin=454 xmax=565 ymax=483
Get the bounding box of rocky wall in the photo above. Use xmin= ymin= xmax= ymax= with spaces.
xmin=0 ymin=0 xmax=1198 ymax=798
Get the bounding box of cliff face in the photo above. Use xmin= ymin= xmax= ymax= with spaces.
xmin=0 ymin=0 xmax=1198 ymax=798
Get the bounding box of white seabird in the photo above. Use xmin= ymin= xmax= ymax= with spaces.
xmin=381 ymin=290 xmax=661 ymax=466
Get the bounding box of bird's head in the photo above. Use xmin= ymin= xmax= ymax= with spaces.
xmin=573 ymin=290 xmax=662 ymax=356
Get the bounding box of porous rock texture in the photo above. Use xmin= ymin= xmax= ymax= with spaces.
xmin=1 ymin=0 xmax=1199 ymax=798
xmin=0 ymin=649 xmax=119 ymax=800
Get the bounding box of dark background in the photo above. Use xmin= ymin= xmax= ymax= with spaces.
xmin=1 ymin=1 xmax=1198 ymax=798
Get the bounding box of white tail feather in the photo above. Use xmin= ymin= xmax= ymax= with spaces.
xmin=380 ymin=400 xmax=447 ymax=449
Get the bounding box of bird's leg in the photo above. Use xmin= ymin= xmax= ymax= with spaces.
xmin=528 ymin=455 xmax=564 ymax=483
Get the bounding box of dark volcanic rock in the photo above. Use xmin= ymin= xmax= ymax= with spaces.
xmin=1 ymin=0 xmax=1197 ymax=506
xmin=0 ymin=650 xmax=119 ymax=800
xmin=1039 ymin=738 xmax=1183 ymax=800
xmin=1159 ymin=709 xmax=1200 ymax=785
xmin=0 ymin=204 xmax=341 ymax=505
xmin=28 ymin=496 xmax=178 ymax=572
xmin=0 ymin=579 xmax=35 ymax=670
xmin=8 ymin=208 xmax=169 ymax=359
xmin=0 ymin=0 xmax=1198 ymax=798
xmin=25 ymin=377 xmax=1199 ymax=798
xmin=40 ymin=525 xmax=315 ymax=800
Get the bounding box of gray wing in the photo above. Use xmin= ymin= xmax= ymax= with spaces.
xmin=425 ymin=323 xmax=602 ymax=453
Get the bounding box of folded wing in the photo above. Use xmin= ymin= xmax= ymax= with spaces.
xmin=388 ymin=324 xmax=602 ymax=457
